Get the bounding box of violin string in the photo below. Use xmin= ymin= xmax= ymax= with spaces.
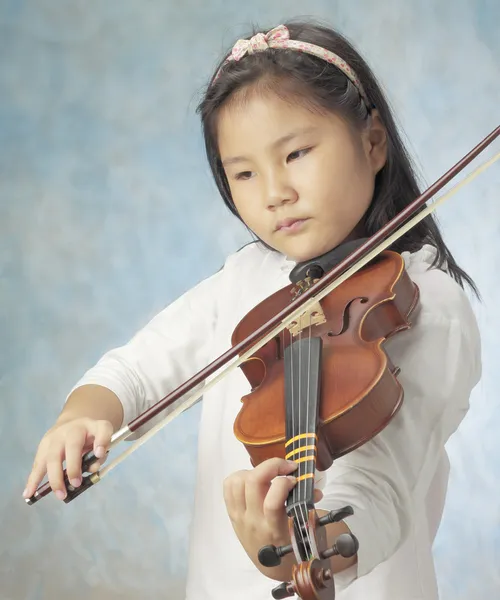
xmin=303 ymin=313 xmax=314 ymax=557
xmin=295 ymin=325 xmax=309 ymax=554
xmin=291 ymin=314 xmax=314 ymax=560
xmin=300 ymin=319 xmax=313 ymax=555
xmin=287 ymin=323 xmax=301 ymax=550
xmin=281 ymin=330 xmax=296 ymax=503
xmin=290 ymin=333 xmax=302 ymax=554
xmin=288 ymin=327 xmax=296 ymax=510
xmin=298 ymin=323 xmax=302 ymax=499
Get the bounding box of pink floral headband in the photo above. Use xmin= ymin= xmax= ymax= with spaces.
xmin=213 ymin=24 xmax=370 ymax=107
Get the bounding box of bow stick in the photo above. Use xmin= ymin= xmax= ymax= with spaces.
xmin=26 ymin=124 xmax=500 ymax=505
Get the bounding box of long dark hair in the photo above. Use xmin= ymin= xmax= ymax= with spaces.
xmin=197 ymin=19 xmax=478 ymax=296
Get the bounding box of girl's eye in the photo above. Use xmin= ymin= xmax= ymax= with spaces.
xmin=287 ymin=147 xmax=311 ymax=162
xmin=232 ymin=148 xmax=312 ymax=180
xmin=235 ymin=171 xmax=253 ymax=181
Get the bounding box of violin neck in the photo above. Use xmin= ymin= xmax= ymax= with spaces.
xmin=284 ymin=335 xmax=322 ymax=515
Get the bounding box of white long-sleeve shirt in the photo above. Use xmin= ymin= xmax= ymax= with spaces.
xmin=71 ymin=242 xmax=481 ymax=600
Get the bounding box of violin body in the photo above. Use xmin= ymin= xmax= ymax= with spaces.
xmin=231 ymin=250 xmax=420 ymax=471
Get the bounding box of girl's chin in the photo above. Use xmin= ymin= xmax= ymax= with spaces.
xmin=280 ymin=241 xmax=341 ymax=264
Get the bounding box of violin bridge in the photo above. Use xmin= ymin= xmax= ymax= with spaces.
xmin=286 ymin=302 xmax=326 ymax=336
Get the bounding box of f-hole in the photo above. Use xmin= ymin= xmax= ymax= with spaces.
xmin=327 ymin=297 xmax=368 ymax=337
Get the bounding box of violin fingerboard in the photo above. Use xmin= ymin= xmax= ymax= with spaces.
xmin=284 ymin=336 xmax=322 ymax=513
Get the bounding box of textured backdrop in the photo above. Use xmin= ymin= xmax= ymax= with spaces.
xmin=1 ymin=1 xmax=499 ymax=599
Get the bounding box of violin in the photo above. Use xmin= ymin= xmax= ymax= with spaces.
xmin=25 ymin=125 xmax=500 ymax=600
xmin=232 ymin=244 xmax=419 ymax=599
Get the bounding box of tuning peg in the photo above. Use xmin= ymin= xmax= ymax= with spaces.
xmin=271 ymin=581 xmax=296 ymax=599
xmin=321 ymin=532 xmax=359 ymax=559
xmin=317 ymin=505 xmax=354 ymax=527
xmin=258 ymin=543 xmax=294 ymax=567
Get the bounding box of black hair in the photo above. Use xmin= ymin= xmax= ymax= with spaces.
xmin=196 ymin=19 xmax=478 ymax=296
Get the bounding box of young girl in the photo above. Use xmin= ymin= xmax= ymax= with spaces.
xmin=23 ymin=20 xmax=481 ymax=600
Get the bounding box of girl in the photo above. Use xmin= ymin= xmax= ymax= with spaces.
xmin=23 ymin=20 xmax=481 ymax=600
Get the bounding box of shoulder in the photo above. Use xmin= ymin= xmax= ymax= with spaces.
xmin=403 ymin=245 xmax=478 ymax=327
xmin=219 ymin=241 xmax=287 ymax=284
xmin=397 ymin=244 xmax=481 ymax=376
xmin=223 ymin=241 xmax=275 ymax=270
xmin=188 ymin=242 xmax=272 ymax=296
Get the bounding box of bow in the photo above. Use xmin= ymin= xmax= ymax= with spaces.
xmin=230 ymin=25 xmax=290 ymax=61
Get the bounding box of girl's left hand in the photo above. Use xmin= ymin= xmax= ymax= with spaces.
xmin=223 ymin=457 xmax=322 ymax=579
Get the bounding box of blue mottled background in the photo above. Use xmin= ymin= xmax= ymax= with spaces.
xmin=1 ymin=1 xmax=499 ymax=598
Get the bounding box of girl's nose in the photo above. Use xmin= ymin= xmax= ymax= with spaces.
xmin=264 ymin=173 xmax=298 ymax=210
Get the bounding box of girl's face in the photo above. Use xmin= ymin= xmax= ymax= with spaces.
xmin=217 ymin=91 xmax=387 ymax=263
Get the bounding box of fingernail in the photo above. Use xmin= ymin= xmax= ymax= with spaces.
xmin=287 ymin=475 xmax=297 ymax=484
xmin=55 ymin=490 xmax=66 ymax=500
xmin=70 ymin=478 xmax=81 ymax=488
xmin=287 ymin=460 xmax=298 ymax=467
xmin=95 ymin=446 xmax=105 ymax=458
xmin=22 ymin=488 xmax=29 ymax=498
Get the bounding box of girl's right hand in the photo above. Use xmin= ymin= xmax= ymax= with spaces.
xmin=23 ymin=418 xmax=113 ymax=501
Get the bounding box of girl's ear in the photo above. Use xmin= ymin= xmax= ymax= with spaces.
xmin=364 ymin=109 xmax=388 ymax=175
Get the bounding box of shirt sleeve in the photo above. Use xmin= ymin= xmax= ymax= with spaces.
xmin=314 ymin=266 xmax=482 ymax=581
xmin=67 ymin=266 xmax=224 ymax=437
